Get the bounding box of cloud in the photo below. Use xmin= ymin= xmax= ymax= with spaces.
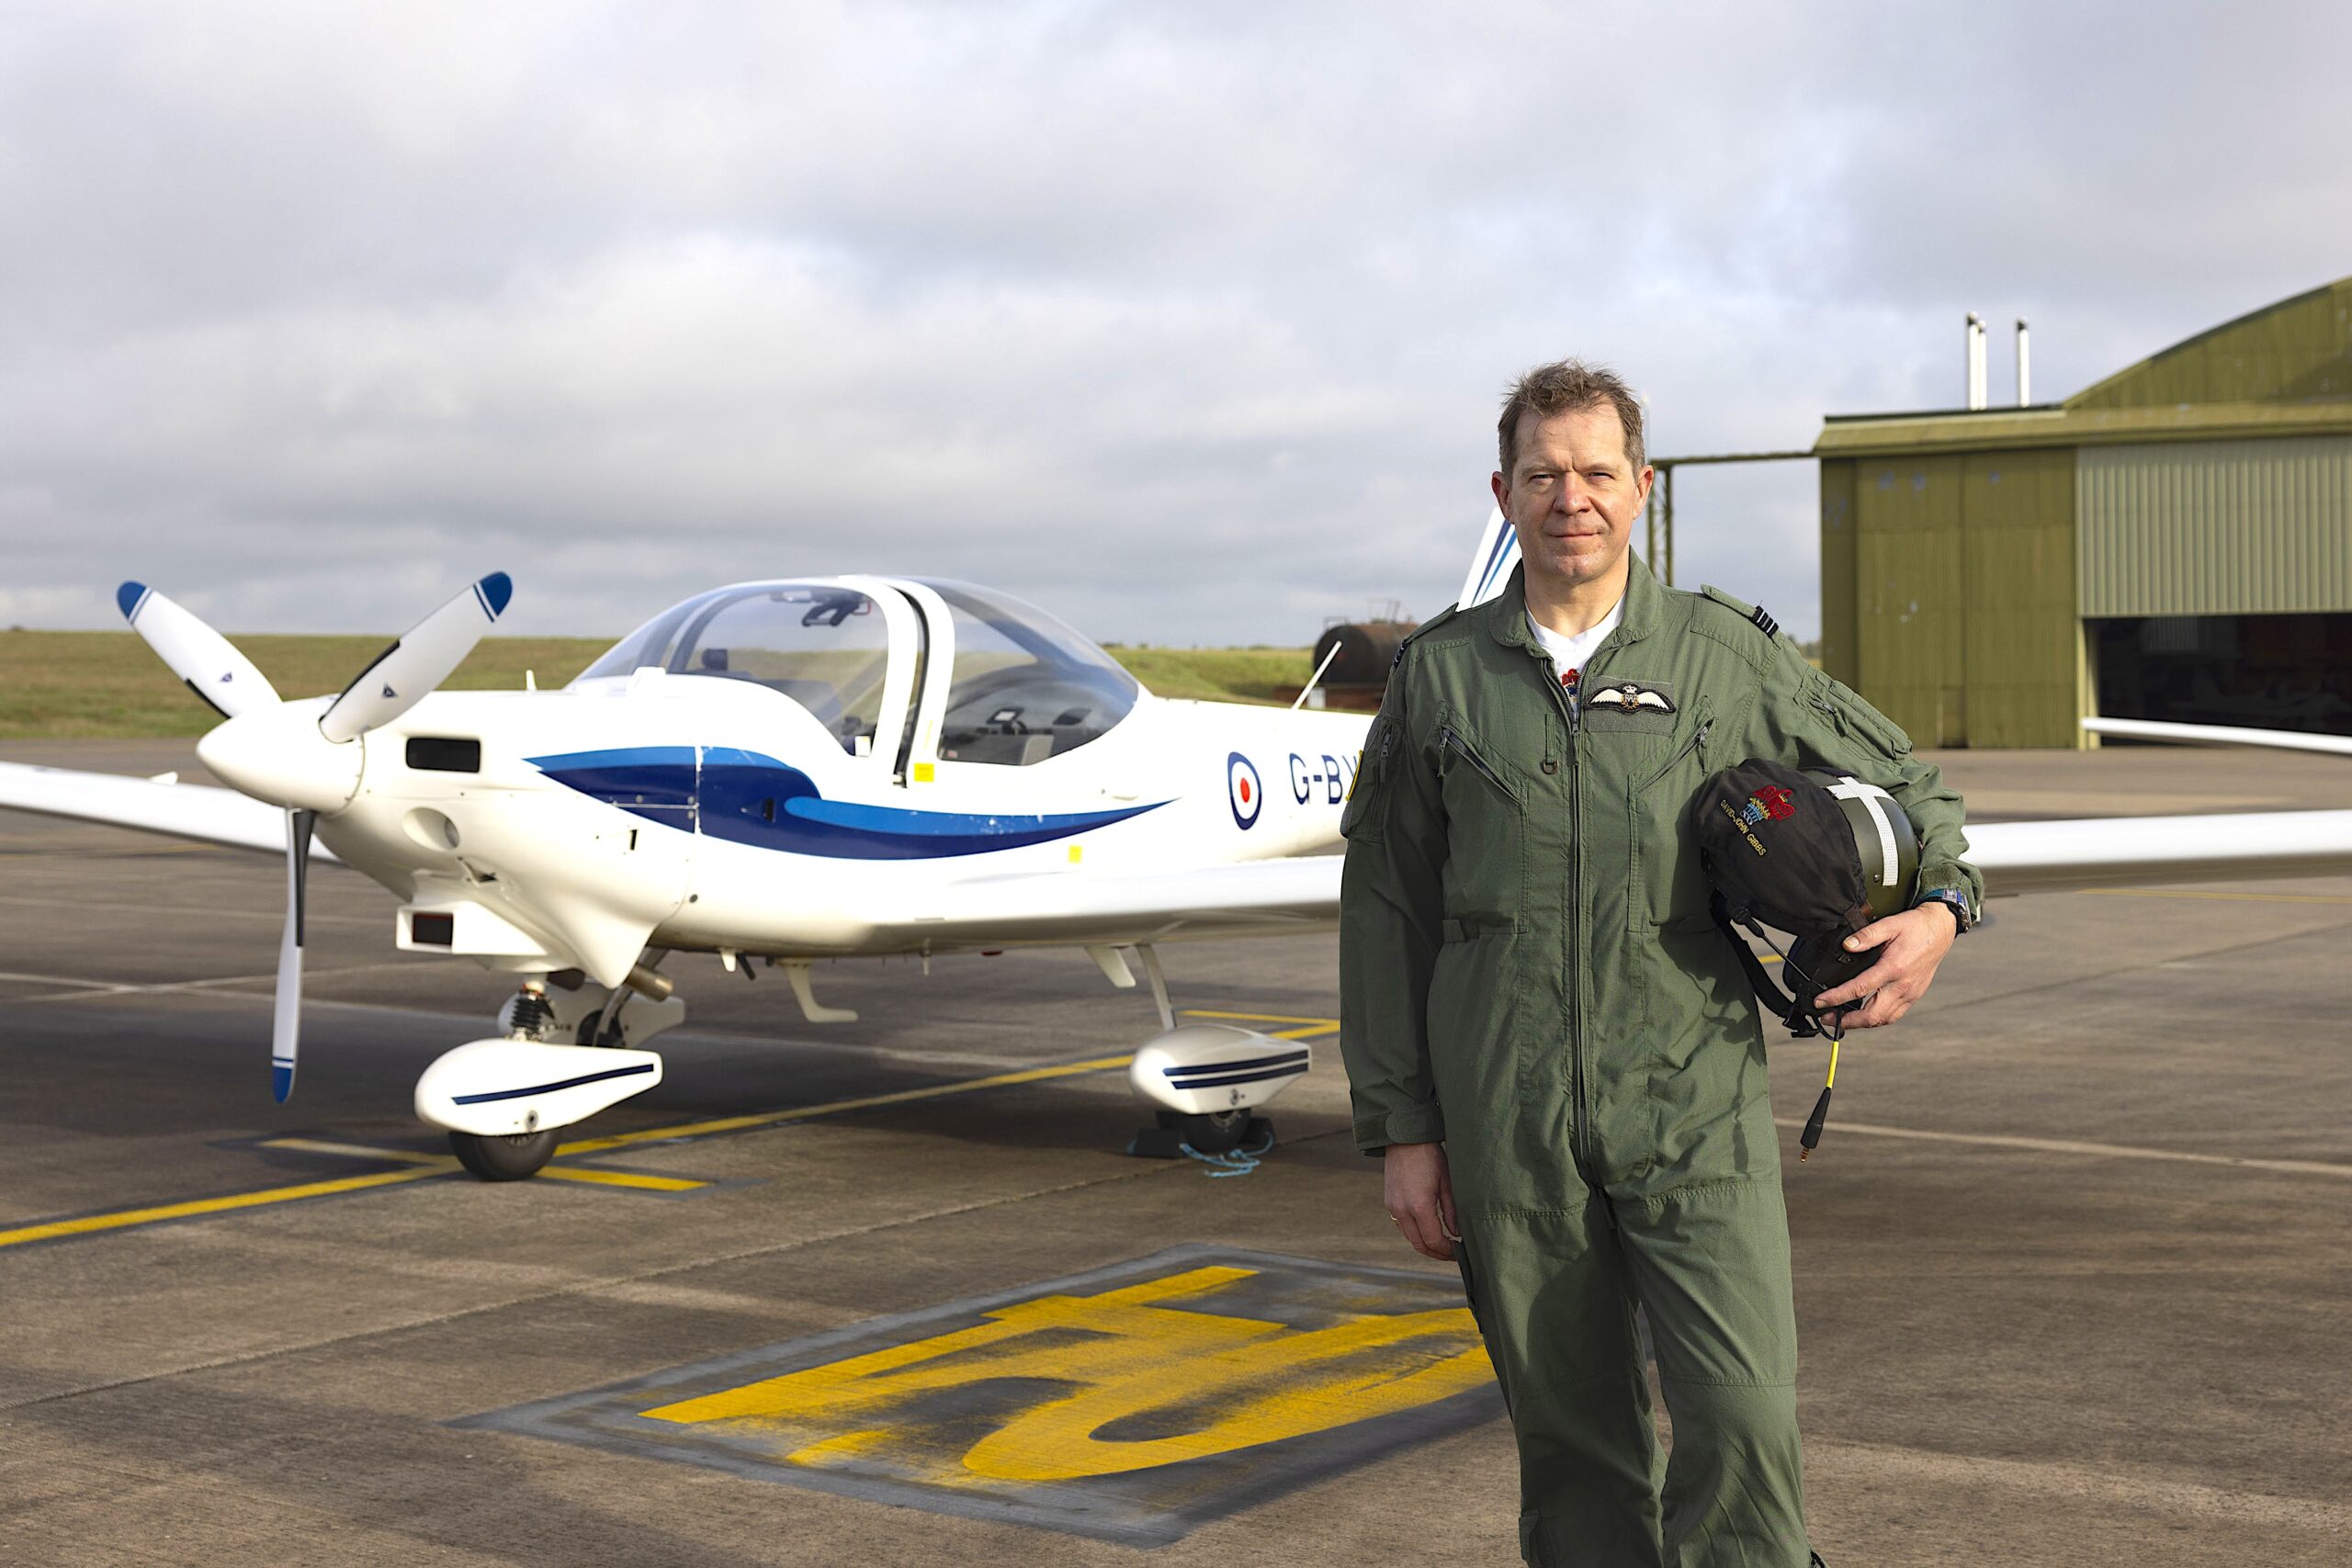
xmin=4 ymin=0 xmax=2348 ymax=651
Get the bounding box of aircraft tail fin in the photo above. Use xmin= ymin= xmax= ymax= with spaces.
xmin=1456 ymin=504 xmax=1518 ymax=610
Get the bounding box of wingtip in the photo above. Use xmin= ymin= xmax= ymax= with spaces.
xmin=116 ymin=581 xmax=148 ymax=622
xmin=479 ymin=571 xmax=514 ymax=619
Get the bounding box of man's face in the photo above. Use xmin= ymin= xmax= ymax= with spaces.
xmin=1490 ymin=402 xmax=1653 ymax=594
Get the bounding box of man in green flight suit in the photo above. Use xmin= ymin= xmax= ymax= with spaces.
xmin=1339 ymin=360 xmax=1981 ymax=1567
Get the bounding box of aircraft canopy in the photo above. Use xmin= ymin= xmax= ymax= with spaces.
xmin=575 ymin=577 xmax=1139 ymax=767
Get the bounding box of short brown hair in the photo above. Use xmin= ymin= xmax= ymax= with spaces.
xmin=1497 ymin=359 xmax=1646 ymax=479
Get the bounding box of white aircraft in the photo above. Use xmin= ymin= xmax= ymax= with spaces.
xmin=0 ymin=570 xmax=1374 ymax=1177
xmin=5 ymin=519 xmax=2350 ymax=1179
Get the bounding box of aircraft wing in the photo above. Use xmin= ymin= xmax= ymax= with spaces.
xmin=2083 ymin=716 xmax=2352 ymax=757
xmin=0 ymin=761 xmax=332 ymax=860
xmin=6 ymin=759 xmax=2348 ymax=931
xmin=919 ymin=807 xmax=2352 ymax=948
xmin=915 ymin=856 xmax=1346 ymax=946
xmin=1967 ymin=811 xmax=2352 ymax=897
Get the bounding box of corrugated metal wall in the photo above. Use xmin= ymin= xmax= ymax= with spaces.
xmin=1832 ymin=447 xmax=2082 ymax=748
xmin=2078 ymin=435 xmax=2352 ymax=615
xmin=1961 ymin=448 xmax=2079 ymax=748
xmin=1853 ymin=455 xmax=1966 ymax=744
xmin=1817 ymin=460 xmax=1859 ymax=685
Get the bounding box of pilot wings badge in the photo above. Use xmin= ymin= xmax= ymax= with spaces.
xmin=1589 ymin=682 xmax=1676 ymax=715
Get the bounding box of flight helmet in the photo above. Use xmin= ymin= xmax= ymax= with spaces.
xmin=1693 ymin=759 xmax=1922 ymax=1026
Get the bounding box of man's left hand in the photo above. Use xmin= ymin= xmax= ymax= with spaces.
xmin=1813 ymin=905 xmax=1957 ymax=1029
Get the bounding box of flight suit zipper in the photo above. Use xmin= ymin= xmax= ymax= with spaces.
xmin=1530 ymin=650 xmax=1590 ymax=1168
xmin=1561 ymin=673 xmax=1589 ymax=1168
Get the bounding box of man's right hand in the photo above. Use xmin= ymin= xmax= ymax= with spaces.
xmin=1383 ymin=1141 xmax=1460 ymax=1262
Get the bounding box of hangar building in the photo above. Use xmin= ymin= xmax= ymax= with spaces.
xmin=1815 ymin=276 xmax=2352 ymax=748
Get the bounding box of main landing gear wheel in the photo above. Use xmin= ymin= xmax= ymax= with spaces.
xmin=448 ymin=1128 xmax=559 ymax=1181
xmin=1126 ymin=1107 xmax=1273 ymax=1159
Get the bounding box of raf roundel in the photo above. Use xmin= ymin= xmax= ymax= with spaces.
xmin=1227 ymin=751 xmax=1263 ymax=830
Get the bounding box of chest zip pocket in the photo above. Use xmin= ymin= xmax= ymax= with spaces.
xmin=1639 ymin=698 xmax=1714 ymax=787
xmin=1440 ymin=724 xmax=1511 ymax=795
xmin=1630 ymin=698 xmax=1715 ymax=931
xmin=1439 ymin=721 xmax=1520 ymax=927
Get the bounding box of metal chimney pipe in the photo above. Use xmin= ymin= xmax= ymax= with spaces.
xmin=2016 ymin=317 xmax=2031 ymax=405
xmin=1965 ymin=312 xmax=1987 ymax=410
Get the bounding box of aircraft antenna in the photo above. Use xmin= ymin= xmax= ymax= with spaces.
xmin=1292 ymin=641 xmax=1343 ymax=711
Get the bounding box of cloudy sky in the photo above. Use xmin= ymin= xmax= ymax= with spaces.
xmin=5 ymin=2 xmax=2348 ymax=650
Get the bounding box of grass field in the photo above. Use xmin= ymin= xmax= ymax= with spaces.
xmin=0 ymin=630 xmax=1317 ymax=739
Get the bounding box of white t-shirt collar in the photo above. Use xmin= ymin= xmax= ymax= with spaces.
xmin=1526 ymin=593 xmax=1624 ymax=684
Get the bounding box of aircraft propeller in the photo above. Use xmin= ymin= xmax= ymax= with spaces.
xmin=320 ymin=573 xmax=514 ymax=742
xmin=118 ymin=574 xmax=514 ymax=1101
xmin=115 ymin=582 xmax=283 ymax=717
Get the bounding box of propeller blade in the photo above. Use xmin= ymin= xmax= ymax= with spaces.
xmin=318 ymin=572 xmax=513 ymax=744
xmin=116 ymin=582 xmax=281 ymax=718
xmin=272 ymin=807 xmax=315 ymax=1103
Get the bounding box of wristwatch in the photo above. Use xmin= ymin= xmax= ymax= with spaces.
xmin=1916 ymin=888 xmax=1973 ymax=935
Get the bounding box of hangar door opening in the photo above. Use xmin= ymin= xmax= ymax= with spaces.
xmin=2088 ymin=615 xmax=2352 ymax=736
xmin=2078 ymin=435 xmax=2352 ymax=739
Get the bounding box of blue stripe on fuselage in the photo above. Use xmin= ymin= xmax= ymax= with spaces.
xmin=530 ymin=745 xmax=700 ymax=809
xmin=526 ymin=746 xmax=1166 ymax=860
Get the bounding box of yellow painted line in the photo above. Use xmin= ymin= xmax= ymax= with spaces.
xmin=12 ymin=1027 xmax=1295 ymax=1250
xmin=9 ymin=1050 xmax=1141 ymax=1252
xmin=2081 ymin=887 xmax=2352 ymax=906
xmin=264 ymin=1136 xmax=708 ymax=1193
xmin=537 ymin=1166 xmax=707 ymax=1193
xmin=0 ymin=1167 xmax=445 ymax=1249
xmin=1180 ymin=1009 xmax=1340 ymax=1028
xmin=556 ymin=1054 xmax=1136 ymax=1156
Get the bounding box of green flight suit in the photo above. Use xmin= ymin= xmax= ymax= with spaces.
xmin=1339 ymin=559 xmax=1979 ymax=1568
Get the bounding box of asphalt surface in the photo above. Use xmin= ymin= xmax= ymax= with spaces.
xmin=2 ymin=739 xmax=2348 ymax=1566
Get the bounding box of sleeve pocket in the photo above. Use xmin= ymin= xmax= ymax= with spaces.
xmin=1340 ymin=716 xmax=1395 ymax=841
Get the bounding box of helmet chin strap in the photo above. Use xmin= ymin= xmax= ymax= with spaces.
xmin=1799 ymin=1017 xmax=1844 ymax=1161
xmin=1708 ymin=891 xmax=1854 ymax=1158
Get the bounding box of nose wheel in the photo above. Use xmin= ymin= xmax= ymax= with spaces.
xmin=448 ymin=1128 xmax=560 ymax=1181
